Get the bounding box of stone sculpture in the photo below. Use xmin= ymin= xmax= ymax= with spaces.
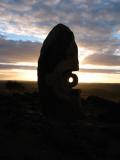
xmin=38 ymin=24 xmax=81 ymax=120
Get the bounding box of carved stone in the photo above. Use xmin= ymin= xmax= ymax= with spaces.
xmin=38 ymin=24 xmax=81 ymax=120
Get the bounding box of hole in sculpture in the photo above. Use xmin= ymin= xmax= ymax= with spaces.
xmin=68 ymin=77 xmax=74 ymax=83
xmin=67 ymin=73 xmax=78 ymax=88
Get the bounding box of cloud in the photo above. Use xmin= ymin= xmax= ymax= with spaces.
xmin=0 ymin=0 xmax=120 ymax=68
xmin=0 ymin=63 xmax=36 ymax=70
xmin=0 ymin=37 xmax=41 ymax=63
xmin=79 ymin=68 xmax=120 ymax=74
xmin=82 ymin=51 xmax=120 ymax=66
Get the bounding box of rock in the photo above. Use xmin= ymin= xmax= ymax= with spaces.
xmin=38 ymin=24 xmax=81 ymax=120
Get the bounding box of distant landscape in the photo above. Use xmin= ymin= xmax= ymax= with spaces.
xmin=0 ymin=81 xmax=120 ymax=102
xmin=77 ymin=83 xmax=120 ymax=102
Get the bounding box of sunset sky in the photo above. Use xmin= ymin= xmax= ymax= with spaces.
xmin=0 ymin=0 xmax=120 ymax=83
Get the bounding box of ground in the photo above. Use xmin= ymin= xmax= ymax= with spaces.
xmin=0 ymin=81 xmax=120 ymax=159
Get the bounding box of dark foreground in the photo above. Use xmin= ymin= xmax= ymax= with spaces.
xmin=0 ymin=90 xmax=120 ymax=160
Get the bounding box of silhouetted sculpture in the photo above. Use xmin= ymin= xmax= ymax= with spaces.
xmin=38 ymin=24 xmax=81 ymax=120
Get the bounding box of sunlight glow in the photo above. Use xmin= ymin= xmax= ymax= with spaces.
xmin=79 ymin=64 xmax=120 ymax=70
xmin=0 ymin=69 xmax=37 ymax=81
xmin=0 ymin=59 xmax=120 ymax=83
xmin=16 ymin=69 xmax=37 ymax=81
xmin=0 ymin=68 xmax=120 ymax=83
xmin=73 ymin=71 xmax=120 ymax=83
xmin=68 ymin=77 xmax=74 ymax=83
xmin=16 ymin=62 xmax=37 ymax=67
xmin=73 ymin=71 xmax=103 ymax=83
xmin=0 ymin=62 xmax=37 ymax=67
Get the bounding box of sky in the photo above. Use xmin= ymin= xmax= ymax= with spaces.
xmin=0 ymin=0 xmax=120 ymax=83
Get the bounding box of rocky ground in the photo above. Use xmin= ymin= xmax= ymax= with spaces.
xmin=0 ymin=92 xmax=120 ymax=159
